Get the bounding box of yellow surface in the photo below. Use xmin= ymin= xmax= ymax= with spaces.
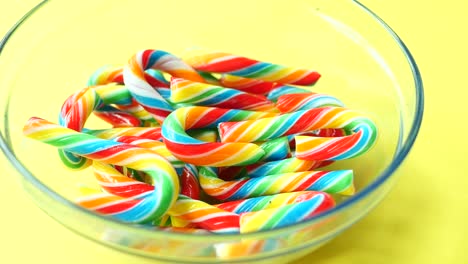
xmin=1 ymin=1 xmax=467 ymax=263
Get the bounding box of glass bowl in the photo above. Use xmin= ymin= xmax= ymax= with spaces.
xmin=0 ymin=0 xmax=423 ymax=263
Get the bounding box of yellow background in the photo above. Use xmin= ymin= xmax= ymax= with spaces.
xmin=1 ymin=1 xmax=467 ymax=263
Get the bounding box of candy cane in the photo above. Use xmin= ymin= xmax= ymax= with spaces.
xmin=23 ymin=117 xmax=179 ymax=223
xmin=218 ymin=107 xmax=377 ymax=161
xmin=161 ymin=106 xmax=276 ymax=166
xmin=199 ymin=167 xmax=354 ymax=201
xmin=184 ymin=51 xmax=321 ymax=85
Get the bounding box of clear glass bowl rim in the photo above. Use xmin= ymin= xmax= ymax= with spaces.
xmin=0 ymin=0 xmax=424 ymax=240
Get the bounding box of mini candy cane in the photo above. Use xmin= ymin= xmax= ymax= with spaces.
xmin=23 ymin=117 xmax=179 ymax=223
xmin=123 ymin=50 xmax=206 ymax=124
xmin=168 ymin=195 xmax=240 ymax=234
xmin=170 ymin=78 xmax=277 ymax=112
xmin=218 ymin=107 xmax=377 ymax=161
xmin=215 ymin=191 xmax=335 ymax=214
xmin=184 ymin=51 xmax=321 ymax=85
xmin=199 ymin=167 xmax=354 ymax=201
xmin=161 ymin=106 xmax=276 ymax=166
xmin=239 ymin=193 xmax=333 ymax=233
xmin=276 ymin=93 xmax=344 ymax=112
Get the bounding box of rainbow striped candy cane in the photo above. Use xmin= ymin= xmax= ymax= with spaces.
xmin=170 ymin=78 xmax=278 ymax=112
xmin=161 ymin=106 xmax=277 ymax=166
xmin=199 ymin=167 xmax=354 ymax=201
xmin=215 ymin=191 xmax=335 ymax=214
xmin=218 ymin=107 xmax=377 ymax=161
xmin=23 ymin=117 xmax=179 ymax=223
xmin=184 ymin=51 xmax=321 ymax=85
xmin=58 ymin=86 xmax=103 ymax=169
xmin=275 ymin=92 xmax=344 ymax=112
xmin=239 ymin=193 xmax=333 ymax=233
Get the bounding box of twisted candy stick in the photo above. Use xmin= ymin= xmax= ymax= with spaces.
xmin=123 ymin=50 xmax=206 ymax=124
xmin=168 ymin=195 xmax=240 ymax=234
xmin=199 ymin=167 xmax=354 ymax=201
xmin=23 ymin=117 xmax=179 ymax=223
xmin=219 ymin=75 xmax=277 ymax=94
xmin=161 ymin=106 xmax=276 ymax=166
xmin=184 ymin=51 xmax=321 ymax=85
xmin=219 ymin=107 xmax=377 ymax=161
xmin=170 ymin=78 xmax=277 ymax=112
xmin=58 ymin=86 xmax=103 ymax=169
xmin=215 ymin=191 xmax=335 ymax=214
xmin=276 ymin=93 xmax=344 ymax=112
xmin=239 ymin=193 xmax=334 ymax=233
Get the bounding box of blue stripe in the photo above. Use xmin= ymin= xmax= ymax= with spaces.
xmin=111 ymin=196 xmax=157 ymax=222
xmin=274 ymin=195 xmax=323 ymax=228
xmin=310 ymin=170 xmax=351 ymax=191
xmin=230 ymin=62 xmax=270 ymax=76
xmin=147 ymin=50 xmax=171 ymax=69
xmin=66 ymin=139 xmax=120 ymax=155
xmin=131 ymin=93 xmax=173 ymax=112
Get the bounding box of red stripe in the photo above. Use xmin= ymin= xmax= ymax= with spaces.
xmin=138 ymin=128 xmax=162 ymax=140
xmin=284 ymin=108 xmax=325 ymax=135
xmin=214 ymin=180 xmax=248 ymax=201
xmin=194 ymin=215 xmax=240 ymax=231
xmin=296 ymin=171 xmax=328 ymax=190
xmin=211 ymin=94 xmax=271 ymax=110
xmin=292 ymin=72 xmax=321 ymax=85
xmin=88 ymin=145 xmax=136 ymax=160
xmin=94 ymin=111 xmax=141 ymax=127
xmin=163 ymin=140 xmax=227 ymax=156
xmin=145 ymin=72 xmax=169 ymax=88
xmin=188 ymin=108 xmax=230 ymax=129
xmin=96 ymin=199 xmax=142 ymax=214
xmin=103 ymin=184 xmax=154 ymax=198
xmin=195 ymin=57 xmax=258 ymax=72
xmin=310 ymin=193 xmax=335 ymax=215
xmin=141 ymin=50 xmax=154 ymax=69
xmin=180 ymin=168 xmax=201 ymax=200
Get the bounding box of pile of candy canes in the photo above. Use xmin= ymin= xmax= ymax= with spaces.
xmin=23 ymin=50 xmax=377 ymax=234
